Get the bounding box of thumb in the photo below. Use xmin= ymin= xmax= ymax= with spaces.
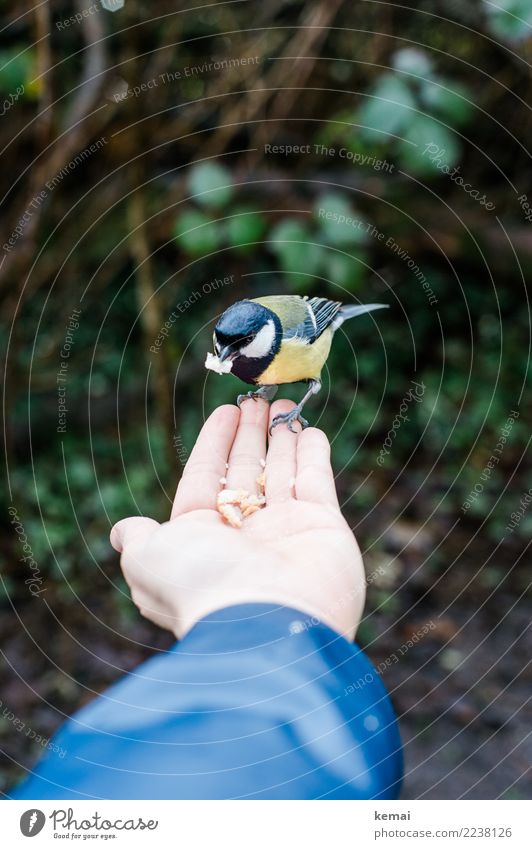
xmin=110 ymin=516 xmax=160 ymax=553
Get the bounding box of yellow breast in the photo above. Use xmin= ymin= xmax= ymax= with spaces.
xmin=257 ymin=329 xmax=333 ymax=385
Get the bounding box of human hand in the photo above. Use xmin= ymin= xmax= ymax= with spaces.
xmin=110 ymin=400 xmax=365 ymax=639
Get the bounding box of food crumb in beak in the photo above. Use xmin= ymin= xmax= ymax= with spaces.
xmin=205 ymin=352 xmax=233 ymax=374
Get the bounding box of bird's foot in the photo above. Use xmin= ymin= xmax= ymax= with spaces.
xmin=237 ymin=385 xmax=278 ymax=407
xmin=269 ymin=406 xmax=309 ymax=435
xmin=237 ymin=390 xmax=259 ymax=407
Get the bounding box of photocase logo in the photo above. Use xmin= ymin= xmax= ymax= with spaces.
xmin=20 ymin=809 xmax=46 ymax=837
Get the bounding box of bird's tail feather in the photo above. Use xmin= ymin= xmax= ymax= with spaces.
xmin=333 ymin=302 xmax=388 ymax=328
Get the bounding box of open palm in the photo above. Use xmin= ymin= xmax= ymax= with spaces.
xmin=111 ymin=400 xmax=365 ymax=639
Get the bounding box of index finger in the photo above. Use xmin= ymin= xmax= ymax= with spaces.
xmin=295 ymin=427 xmax=340 ymax=508
xmin=171 ymin=404 xmax=240 ymax=518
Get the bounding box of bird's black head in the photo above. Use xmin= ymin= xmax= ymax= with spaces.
xmin=213 ymin=300 xmax=282 ymax=384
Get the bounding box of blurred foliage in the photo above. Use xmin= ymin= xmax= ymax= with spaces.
xmin=322 ymin=47 xmax=472 ymax=174
xmin=0 ymin=46 xmax=40 ymax=97
xmin=483 ymin=0 xmax=532 ymax=40
xmin=176 ymin=167 xmax=368 ymax=289
xmin=0 ymin=0 xmax=530 ymax=799
xmin=1 ymin=0 xmax=529 ymax=611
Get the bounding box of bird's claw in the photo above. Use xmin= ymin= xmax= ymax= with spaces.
xmin=237 ymin=391 xmax=261 ymax=407
xmin=269 ymin=407 xmax=309 ymax=435
xmin=237 ymin=386 xmax=278 ymax=407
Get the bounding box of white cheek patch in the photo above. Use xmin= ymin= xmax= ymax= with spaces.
xmin=240 ymin=320 xmax=276 ymax=359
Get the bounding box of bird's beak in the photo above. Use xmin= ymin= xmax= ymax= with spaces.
xmin=218 ymin=345 xmax=236 ymax=362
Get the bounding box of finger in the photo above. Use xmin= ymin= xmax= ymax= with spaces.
xmin=110 ymin=516 xmax=160 ymax=553
xmin=295 ymin=427 xmax=340 ymax=508
xmin=225 ymin=398 xmax=269 ymax=492
xmin=171 ymin=404 xmax=240 ymax=517
xmin=265 ymin=399 xmax=298 ymax=503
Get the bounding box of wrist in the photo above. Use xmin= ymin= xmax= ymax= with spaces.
xmin=174 ymin=588 xmax=301 ymax=639
xmin=174 ymin=586 xmax=362 ymax=640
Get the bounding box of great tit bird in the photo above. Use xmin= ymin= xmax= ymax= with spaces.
xmin=205 ymin=295 xmax=387 ymax=432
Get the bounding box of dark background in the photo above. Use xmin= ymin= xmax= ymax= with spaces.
xmin=1 ymin=0 xmax=531 ymax=798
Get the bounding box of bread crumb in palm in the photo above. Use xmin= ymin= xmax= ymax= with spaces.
xmin=217 ymin=488 xmax=266 ymax=527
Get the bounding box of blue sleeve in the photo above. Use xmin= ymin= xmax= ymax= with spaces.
xmin=8 ymin=604 xmax=403 ymax=800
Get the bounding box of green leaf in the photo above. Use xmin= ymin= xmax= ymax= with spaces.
xmin=269 ymin=219 xmax=323 ymax=290
xmin=315 ymin=192 xmax=367 ymax=247
xmin=398 ymin=113 xmax=460 ymax=175
xmin=225 ymin=209 xmax=266 ymax=253
xmin=269 ymin=219 xmax=309 ymax=256
xmin=0 ymin=47 xmax=33 ymax=94
xmin=188 ymin=161 xmax=233 ymax=207
xmin=315 ymin=107 xmax=354 ymax=145
xmin=280 ymin=244 xmax=324 ymax=291
xmin=358 ymin=73 xmax=416 ymax=142
xmin=484 ymin=0 xmax=532 ymax=41
xmin=392 ymin=48 xmax=434 ymax=78
xmin=323 ymin=251 xmax=367 ymax=291
xmin=420 ymin=79 xmax=473 ymax=125
xmin=174 ymin=209 xmax=221 ymax=256
xmin=68 ymin=458 xmax=95 ymax=488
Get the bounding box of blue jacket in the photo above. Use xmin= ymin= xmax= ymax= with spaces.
xmin=9 ymin=604 xmax=403 ymax=799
